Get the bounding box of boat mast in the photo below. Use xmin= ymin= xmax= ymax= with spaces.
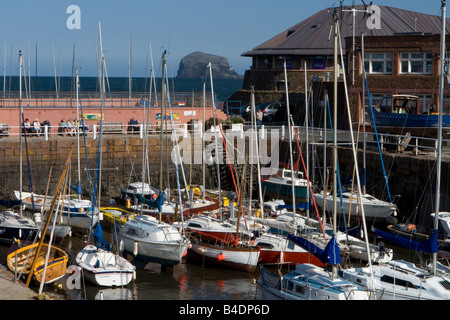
xmin=208 ymin=62 xmax=223 ymax=220
xmin=19 ymin=50 xmax=23 ymax=216
xmin=159 ymin=51 xmax=166 ymax=221
xmin=202 ymin=79 xmax=206 ymax=202
xmin=283 ymin=59 xmax=296 ymax=214
xmin=361 ymin=33 xmax=366 ymax=195
xmin=433 ymin=0 xmax=446 ymax=275
xmin=76 ymin=68 xmax=81 ymax=201
xmin=332 ymin=10 xmax=338 ymax=277
xmin=250 ymin=86 xmax=264 ymax=216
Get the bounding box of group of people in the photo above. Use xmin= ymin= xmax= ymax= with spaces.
xmin=22 ymin=118 xmax=50 ymax=136
xmin=22 ymin=117 xmax=90 ymax=137
xmin=58 ymin=118 xmax=77 ymax=136
xmin=58 ymin=118 xmax=89 ymax=136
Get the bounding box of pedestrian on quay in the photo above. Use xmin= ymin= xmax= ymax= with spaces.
xmin=33 ymin=119 xmax=42 ymax=136
xmin=67 ymin=118 xmax=76 ymax=136
xmin=256 ymin=108 xmax=263 ymax=129
xmin=23 ymin=118 xmax=31 ymax=135
xmin=59 ymin=119 xmax=68 ymax=136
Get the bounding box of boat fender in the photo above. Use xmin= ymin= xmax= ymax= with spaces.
xmin=119 ymin=240 xmax=124 ymax=252
xmin=19 ymin=228 xmax=21 ymax=239
xmin=217 ymin=253 xmax=224 ymax=261
xmin=133 ymin=242 xmax=138 ymax=256
xmin=126 ymin=199 xmax=131 ymax=208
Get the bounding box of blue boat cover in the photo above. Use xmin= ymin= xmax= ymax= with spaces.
xmin=94 ymin=223 xmax=113 ymax=251
xmin=278 ymin=203 xmax=308 ymax=210
xmin=0 ymin=199 xmax=22 ymax=206
xmin=288 ymin=233 xmax=341 ymax=265
xmin=135 ymin=191 xmax=164 ymax=212
xmin=374 ymin=228 xmax=438 ymax=253
xmin=69 ymin=181 xmax=82 ymax=195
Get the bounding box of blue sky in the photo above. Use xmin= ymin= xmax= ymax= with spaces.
xmin=0 ymin=0 xmax=444 ymax=78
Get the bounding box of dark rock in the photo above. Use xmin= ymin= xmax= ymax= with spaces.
xmin=176 ymin=51 xmax=243 ymax=79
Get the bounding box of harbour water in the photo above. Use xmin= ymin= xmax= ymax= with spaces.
xmin=0 ymin=228 xmax=259 ymax=301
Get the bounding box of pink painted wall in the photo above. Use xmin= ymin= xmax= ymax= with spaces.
xmin=0 ymin=106 xmax=228 ymax=134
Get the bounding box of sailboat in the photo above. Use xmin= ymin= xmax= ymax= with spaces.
xmin=14 ymin=65 xmax=98 ymax=234
xmin=186 ymin=62 xmax=260 ymax=273
xmin=339 ymin=1 xmax=450 ymax=300
xmin=0 ymin=209 xmax=40 ymax=244
xmin=75 ymin=28 xmax=138 ymax=286
xmin=7 ymin=150 xmax=72 ymax=287
xmin=76 ymin=224 xmax=136 ymax=287
xmin=258 ymin=12 xmax=373 ymax=300
xmin=1 ymin=50 xmax=40 ymax=244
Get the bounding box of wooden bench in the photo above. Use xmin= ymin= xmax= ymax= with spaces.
xmin=0 ymin=123 xmax=10 ymax=137
xmin=100 ymin=122 xmax=124 ymax=134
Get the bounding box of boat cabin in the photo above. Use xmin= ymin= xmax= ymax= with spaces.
xmin=379 ymin=94 xmax=420 ymax=114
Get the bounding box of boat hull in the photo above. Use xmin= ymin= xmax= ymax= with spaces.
xmin=313 ymin=192 xmax=396 ymax=221
xmin=262 ymin=180 xmax=308 ymax=202
xmin=188 ymin=241 xmax=260 ymax=272
xmin=119 ymin=235 xmax=189 ymax=266
xmin=369 ymin=109 xmax=450 ymax=137
xmin=7 ymin=242 xmax=68 ymax=284
xmin=76 ymin=245 xmax=136 ymax=287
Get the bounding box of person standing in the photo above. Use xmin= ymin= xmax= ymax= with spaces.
xmin=256 ymin=108 xmax=263 ymax=129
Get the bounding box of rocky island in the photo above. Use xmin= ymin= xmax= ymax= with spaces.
xmin=176 ymin=51 xmax=243 ymax=79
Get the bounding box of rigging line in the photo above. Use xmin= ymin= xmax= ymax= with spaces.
xmin=214 ymin=106 xmax=249 ymax=231
xmin=365 ymin=76 xmax=393 ymax=203
xmin=289 ymin=118 xmax=327 ymax=240
xmin=326 ymin=96 xmax=349 ymax=231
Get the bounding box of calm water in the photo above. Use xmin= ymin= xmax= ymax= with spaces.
xmin=0 ymin=225 xmax=428 ymax=301
xmin=0 ymin=228 xmax=259 ymax=301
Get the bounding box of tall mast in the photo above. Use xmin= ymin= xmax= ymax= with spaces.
xmin=283 ymin=59 xmax=296 ymax=214
xmin=332 ymin=10 xmax=339 ymax=278
xmin=433 ymin=0 xmax=446 ymax=276
xmin=19 ymin=50 xmax=23 ymax=216
xmin=76 ymin=68 xmax=81 ymax=201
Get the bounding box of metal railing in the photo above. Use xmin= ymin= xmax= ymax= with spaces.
xmin=2 ymin=121 xmax=448 ymax=160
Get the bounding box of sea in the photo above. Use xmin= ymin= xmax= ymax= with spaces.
xmin=0 ymin=76 xmax=244 ymax=101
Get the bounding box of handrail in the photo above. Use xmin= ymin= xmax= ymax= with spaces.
xmin=2 ymin=122 xmax=450 ymax=159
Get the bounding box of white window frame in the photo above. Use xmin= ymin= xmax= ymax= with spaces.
xmin=400 ymin=52 xmax=432 ymax=74
xmin=363 ymin=53 xmax=392 ymax=74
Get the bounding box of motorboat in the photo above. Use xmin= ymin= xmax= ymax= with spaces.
xmin=117 ymin=215 xmax=190 ymax=266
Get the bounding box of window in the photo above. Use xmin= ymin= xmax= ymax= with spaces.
xmin=364 ymin=53 xmax=392 ymax=74
xmin=400 ymin=52 xmax=432 ymax=74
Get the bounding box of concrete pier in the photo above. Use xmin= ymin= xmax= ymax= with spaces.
xmin=0 ymin=265 xmax=37 ymax=300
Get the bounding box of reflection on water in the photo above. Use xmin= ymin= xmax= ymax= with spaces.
xmin=0 ymin=230 xmax=258 ymax=300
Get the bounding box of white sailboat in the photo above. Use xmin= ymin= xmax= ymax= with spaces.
xmin=76 ymin=229 xmax=136 ymax=287
xmin=258 ymin=14 xmax=371 ymax=300
xmin=338 ymin=1 xmax=450 ymax=300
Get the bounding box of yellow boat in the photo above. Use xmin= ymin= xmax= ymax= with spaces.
xmin=7 ymin=242 xmax=68 ymax=284
xmin=100 ymin=207 xmax=135 ymax=226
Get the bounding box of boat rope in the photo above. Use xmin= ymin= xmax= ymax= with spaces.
xmin=365 ymin=77 xmax=393 ymax=203
xmin=325 ymin=96 xmax=349 ymax=234
xmin=289 ymin=117 xmax=327 ymax=240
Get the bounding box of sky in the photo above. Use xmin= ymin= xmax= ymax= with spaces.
xmin=0 ymin=0 xmax=444 ymax=78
